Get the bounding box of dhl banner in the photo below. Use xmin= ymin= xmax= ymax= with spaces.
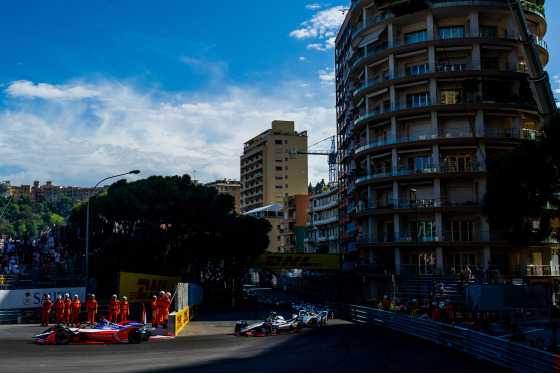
xmin=172 ymin=306 xmax=189 ymax=336
xmin=252 ymin=253 xmax=341 ymax=270
xmin=118 ymin=272 xmax=182 ymax=303
xmin=168 ymin=302 xmax=202 ymax=337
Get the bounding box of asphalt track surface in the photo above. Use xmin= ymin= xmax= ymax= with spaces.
xmin=0 ymin=305 xmax=511 ymax=373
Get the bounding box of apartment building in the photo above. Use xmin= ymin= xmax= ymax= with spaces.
xmin=244 ymin=203 xmax=283 ymax=253
xmin=336 ymin=0 xmax=554 ymax=299
xmin=7 ymin=180 xmax=106 ymax=202
xmin=279 ymin=195 xmax=310 ymax=254
xmin=306 ymin=183 xmax=339 ymax=254
xmin=240 ymin=120 xmax=308 ymax=214
xmin=206 ymin=179 xmax=241 ymax=213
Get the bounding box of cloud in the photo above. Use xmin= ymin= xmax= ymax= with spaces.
xmin=179 ymin=56 xmax=229 ymax=84
xmin=0 ymin=79 xmax=334 ymax=188
xmin=289 ymin=5 xmax=345 ymax=51
xmin=5 ymin=80 xmax=101 ymax=100
xmin=305 ymin=3 xmax=323 ymax=10
xmin=318 ymin=67 xmax=335 ymax=85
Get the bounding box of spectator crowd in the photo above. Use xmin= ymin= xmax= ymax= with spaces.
xmin=0 ymin=229 xmax=81 ymax=285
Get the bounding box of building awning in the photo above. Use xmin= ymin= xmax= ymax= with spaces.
xmin=358 ymin=27 xmax=386 ymax=49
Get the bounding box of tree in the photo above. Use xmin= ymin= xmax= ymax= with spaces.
xmin=69 ymin=174 xmax=271 ymax=297
xmin=483 ymin=113 xmax=560 ymax=249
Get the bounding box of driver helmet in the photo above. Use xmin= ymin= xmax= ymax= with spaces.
xmin=91 ymin=294 xmax=95 ymax=298
xmin=46 ymin=295 xmax=50 ymax=299
xmin=112 ymin=294 xmax=117 ymax=299
xmin=74 ymin=295 xmax=78 ymax=299
xmin=122 ymin=296 xmax=127 ymax=300
xmin=166 ymin=292 xmax=171 ymax=298
xmin=160 ymin=290 xmax=165 ymax=295
xmin=64 ymin=293 xmax=69 ymax=298
xmin=152 ymin=295 xmax=157 ymax=300
xmin=57 ymin=295 xmax=61 ymax=300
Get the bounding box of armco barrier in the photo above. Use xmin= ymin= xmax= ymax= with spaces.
xmin=0 ymin=309 xmax=21 ymax=324
xmin=326 ymin=302 xmax=560 ymax=373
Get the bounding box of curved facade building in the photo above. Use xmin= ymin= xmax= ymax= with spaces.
xmin=335 ymin=0 xmax=555 ymax=299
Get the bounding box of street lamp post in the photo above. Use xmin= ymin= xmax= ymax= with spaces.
xmin=410 ymin=189 xmax=420 ymax=301
xmin=85 ymin=170 xmax=140 ymax=293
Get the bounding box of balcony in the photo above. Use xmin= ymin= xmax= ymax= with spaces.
xmin=356 ymin=162 xmax=485 ymax=184
xmin=355 ymin=60 xmax=526 ymax=98
xmin=357 ymin=196 xmax=480 ymax=213
xmin=351 ymin=27 xmax=518 ymax=71
xmin=526 ymin=265 xmax=560 ymax=276
xmin=358 ymin=230 xmax=559 ymax=245
xmin=355 ymin=93 xmax=535 ymax=127
xmin=355 ymin=127 xmax=537 ymax=155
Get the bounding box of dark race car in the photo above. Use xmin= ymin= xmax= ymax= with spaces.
xmin=298 ymin=309 xmax=328 ymax=327
xmin=234 ymin=312 xmax=303 ymax=336
xmin=33 ymin=319 xmax=151 ymax=344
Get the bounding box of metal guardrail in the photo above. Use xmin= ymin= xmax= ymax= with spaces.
xmin=326 ymin=302 xmax=559 ymax=373
xmin=0 ymin=309 xmax=21 ymax=324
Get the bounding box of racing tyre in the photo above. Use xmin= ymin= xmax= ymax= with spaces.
xmin=263 ymin=324 xmax=272 ymax=336
xmin=55 ymin=329 xmax=72 ymax=345
xmin=235 ymin=321 xmax=248 ymax=333
xmin=128 ymin=328 xmax=144 ymax=344
xmin=295 ymin=321 xmax=303 ymax=332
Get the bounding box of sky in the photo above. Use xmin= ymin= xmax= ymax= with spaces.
xmin=1 ymin=1 xmax=560 ymax=189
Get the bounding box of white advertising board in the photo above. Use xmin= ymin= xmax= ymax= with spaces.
xmin=0 ymin=287 xmax=86 ymax=309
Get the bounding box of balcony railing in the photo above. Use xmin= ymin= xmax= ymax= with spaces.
xmin=355 ymin=93 xmax=533 ymax=125
xmin=356 ymin=162 xmax=485 ymax=183
xmin=526 ymin=265 xmax=560 ymax=276
xmin=357 ymin=196 xmax=480 ymax=213
xmin=351 ymin=27 xmax=518 ymax=70
xmin=358 ymin=231 xmax=559 ymax=244
xmin=355 ymin=60 xmax=526 ymax=95
xmin=355 ymin=127 xmax=539 ymax=153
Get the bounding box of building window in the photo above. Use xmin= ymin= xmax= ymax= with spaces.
xmin=438 ymin=26 xmax=464 ymax=39
xmin=411 ymin=221 xmax=436 ymax=240
xmin=276 ymin=166 xmax=282 ymax=171
xmin=285 ymin=184 xmax=288 ymax=188
xmin=275 ymin=140 xmax=282 ymax=144
xmin=275 ymin=148 xmax=282 ymax=154
xmin=440 ymin=89 xmax=465 ymax=104
xmin=276 ymin=158 xmax=282 ymax=162
xmin=275 ymin=176 xmax=283 ymax=180
xmin=285 ymin=166 xmax=288 ymax=170
xmin=276 ymin=184 xmax=283 ymax=189
xmin=447 ymin=220 xmax=474 ymax=241
xmin=407 ymin=92 xmax=430 ymax=108
xmin=404 ymin=29 xmax=428 ymax=44
xmin=409 ymin=155 xmax=433 ymax=172
xmin=405 ymin=63 xmax=429 ymax=76
xmin=479 ymin=26 xmax=498 ymax=38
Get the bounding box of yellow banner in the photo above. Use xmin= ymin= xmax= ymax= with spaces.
xmin=174 ymin=306 xmax=190 ymax=336
xmin=118 ymin=272 xmax=182 ymax=303
xmin=252 ymin=254 xmax=341 ymax=270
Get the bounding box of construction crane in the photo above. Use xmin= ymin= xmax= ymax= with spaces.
xmin=375 ymin=0 xmax=556 ymax=121
xmin=290 ymin=136 xmax=337 ymax=184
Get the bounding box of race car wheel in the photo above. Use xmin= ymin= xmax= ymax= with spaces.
xmin=263 ymin=324 xmax=272 ymax=336
xmin=295 ymin=321 xmax=303 ymax=332
xmin=54 ymin=329 xmax=72 ymax=345
xmin=235 ymin=321 xmax=248 ymax=333
xmin=128 ymin=328 xmax=144 ymax=344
